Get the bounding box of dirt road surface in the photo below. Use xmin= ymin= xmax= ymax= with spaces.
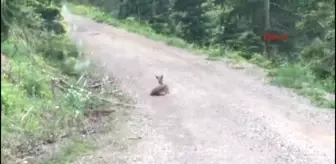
xmin=63 ymin=12 xmax=335 ymax=164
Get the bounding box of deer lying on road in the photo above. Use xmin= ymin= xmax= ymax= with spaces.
xmin=150 ymin=75 xmax=169 ymax=96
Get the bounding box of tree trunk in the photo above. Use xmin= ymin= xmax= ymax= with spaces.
xmin=264 ymin=0 xmax=270 ymax=58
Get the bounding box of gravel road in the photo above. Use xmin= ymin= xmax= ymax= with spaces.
xmin=63 ymin=11 xmax=335 ymax=164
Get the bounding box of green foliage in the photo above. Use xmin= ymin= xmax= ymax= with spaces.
xmin=1 ymin=38 xmax=93 ymax=163
xmin=1 ymin=81 xmax=28 ymax=115
xmin=41 ymin=139 xmax=97 ymax=164
xmin=248 ymin=53 xmax=273 ymax=69
xmin=270 ymin=64 xmax=335 ymax=108
xmin=1 ymin=0 xmax=63 ymax=41
xmin=0 ymin=1 xmax=101 ymax=163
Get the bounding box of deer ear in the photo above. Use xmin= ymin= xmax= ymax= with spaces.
xmin=155 ymin=75 xmax=164 ymax=80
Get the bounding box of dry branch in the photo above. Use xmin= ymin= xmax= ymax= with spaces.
xmin=50 ymin=77 xmax=142 ymax=109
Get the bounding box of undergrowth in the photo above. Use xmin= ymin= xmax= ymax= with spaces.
xmin=0 ymin=2 xmax=128 ymax=163
xmin=1 ymin=33 xmax=93 ymax=162
xmin=69 ymin=4 xmax=334 ymax=108
xmin=40 ymin=138 xmax=97 ymax=164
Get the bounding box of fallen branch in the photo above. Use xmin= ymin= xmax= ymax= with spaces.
xmin=84 ymin=109 xmax=115 ymax=117
xmin=93 ymin=95 xmax=142 ymax=109
xmin=76 ymin=73 xmax=87 ymax=84
xmin=50 ymin=77 xmax=142 ymax=109
xmin=21 ymin=106 xmax=34 ymax=122
xmin=86 ymin=80 xmax=114 ymax=89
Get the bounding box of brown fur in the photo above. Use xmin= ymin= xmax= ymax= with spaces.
xmin=150 ymin=75 xmax=169 ymax=96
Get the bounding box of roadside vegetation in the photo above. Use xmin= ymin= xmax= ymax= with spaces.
xmin=67 ymin=0 xmax=335 ymax=108
xmin=1 ymin=0 xmax=129 ymax=163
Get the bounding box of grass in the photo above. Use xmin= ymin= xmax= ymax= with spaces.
xmin=67 ymin=4 xmax=335 ymax=108
xmin=269 ymin=64 xmax=335 ymax=108
xmin=1 ymin=36 xmax=89 ymax=162
xmin=1 ymin=19 xmax=127 ymax=163
xmin=1 ymin=39 xmax=72 ymax=162
xmin=40 ymin=138 xmax=97 ymax=164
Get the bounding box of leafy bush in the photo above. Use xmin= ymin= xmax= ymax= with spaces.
xmin=1 ymin=1 xmax=96 ymax=163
